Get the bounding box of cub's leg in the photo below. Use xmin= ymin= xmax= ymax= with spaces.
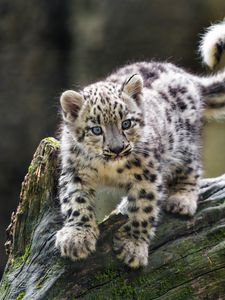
xmin=165 ymin=157 xmax=201 ymax=216
xmin=55 ymin=164 xmax=99 ymax=261
xmin=114 ymin=161 xmax=163 ymax=268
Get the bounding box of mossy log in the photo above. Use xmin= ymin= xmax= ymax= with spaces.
xmin=1 ymin=138 xmax=225 ymax=300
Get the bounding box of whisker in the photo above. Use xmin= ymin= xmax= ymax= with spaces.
xmin=121 ymin=146 xmax=132 ymax=155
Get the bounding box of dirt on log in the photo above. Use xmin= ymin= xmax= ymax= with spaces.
xmin=0 ymin=138 xmax=225 ymax=300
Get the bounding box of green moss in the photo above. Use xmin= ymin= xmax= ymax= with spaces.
xmin=88 ymin=262 xmax=194 ymax=300
xmin=156 ymin=286 xmax=195 ymax=300
xmin=35 ymin=273 xmax=48 ymax=290
xmin=0 ymin=279 xmax=10 ymax=295
xmin=44 ymin=137 xmax=60 ymax=148
xmin=28 ymin=163 xmax=34 ymax=173
xmin=16 ymin=291 xmax=25 ymax=300
xmin=89 ymin=273 xmax=138 ymax=300
xmin=36 ymin=282 xmax=44 ymax=290
xmin=11 ymin=245 xmax=31 ymax=268
xmin=174 ymin=286 xmax=196 ymax=300
xmin=94 ymin=268 xmax=118 ymax=283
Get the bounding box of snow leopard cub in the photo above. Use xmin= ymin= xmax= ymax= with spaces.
xmin=55 ymin=21 xmax=225 ymax=268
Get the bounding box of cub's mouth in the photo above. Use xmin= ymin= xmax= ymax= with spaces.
xmin=103 ymin=151 xmax=132 ymax=161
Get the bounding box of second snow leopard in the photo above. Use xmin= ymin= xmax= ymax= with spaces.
xmin=55 ymin=21 xmax=225 ymax=268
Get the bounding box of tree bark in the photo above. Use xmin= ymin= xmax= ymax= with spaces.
xmin=0 ymin=138 xmax=225 ymax=300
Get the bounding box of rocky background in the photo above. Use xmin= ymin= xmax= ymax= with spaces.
xmin=1 ymin=0 xmax=225 ymax=277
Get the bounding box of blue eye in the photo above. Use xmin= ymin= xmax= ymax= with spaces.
xmin=91 ymin=126 xmax=103 ymax=135
xmin=122 ymin=119 xmax=131 ymax=130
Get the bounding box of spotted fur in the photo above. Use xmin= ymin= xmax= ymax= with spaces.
xmin=55 ymin=21 xmax=225 ymax=268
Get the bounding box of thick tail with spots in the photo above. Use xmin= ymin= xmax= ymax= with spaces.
xmin=197 ymin=20 xmax=225 ymax=118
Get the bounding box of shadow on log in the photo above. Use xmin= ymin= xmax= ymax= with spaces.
xmin=0 ymin=138 xmax=225 ymax=300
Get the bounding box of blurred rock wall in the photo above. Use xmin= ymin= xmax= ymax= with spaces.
xmin=1 ymin=0 xmax=225 ymax=276
xmin=0 ymin=0 xmax=71 ymax=276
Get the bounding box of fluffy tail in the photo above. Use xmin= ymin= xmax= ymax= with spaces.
xmin=198 ymin=20 xmax=225 ymax=118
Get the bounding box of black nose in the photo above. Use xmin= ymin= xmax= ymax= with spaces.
xmin=109 ymin=145 xmax=124 ymax=155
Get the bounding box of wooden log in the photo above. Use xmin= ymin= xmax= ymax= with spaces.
xmin=0 ymin=138 xmax=225 ymax=300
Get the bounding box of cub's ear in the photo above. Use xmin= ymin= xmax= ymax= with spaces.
xmin=60 ymin=90 xmax=84 ymax=121
xmin=122 ymin=74 xmax=143 ymax=100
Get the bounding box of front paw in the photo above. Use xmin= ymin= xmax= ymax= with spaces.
xmin=113 ymin=230 xmax=149 ymax=268
xmin=55 ymin=226 xmax=99 ymax=261
xmin=165 ymin=192 xmax=198 ymax=216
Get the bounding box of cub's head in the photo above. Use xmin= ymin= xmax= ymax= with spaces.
xmin=60 ymin=74 xmax=145 ymax=160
